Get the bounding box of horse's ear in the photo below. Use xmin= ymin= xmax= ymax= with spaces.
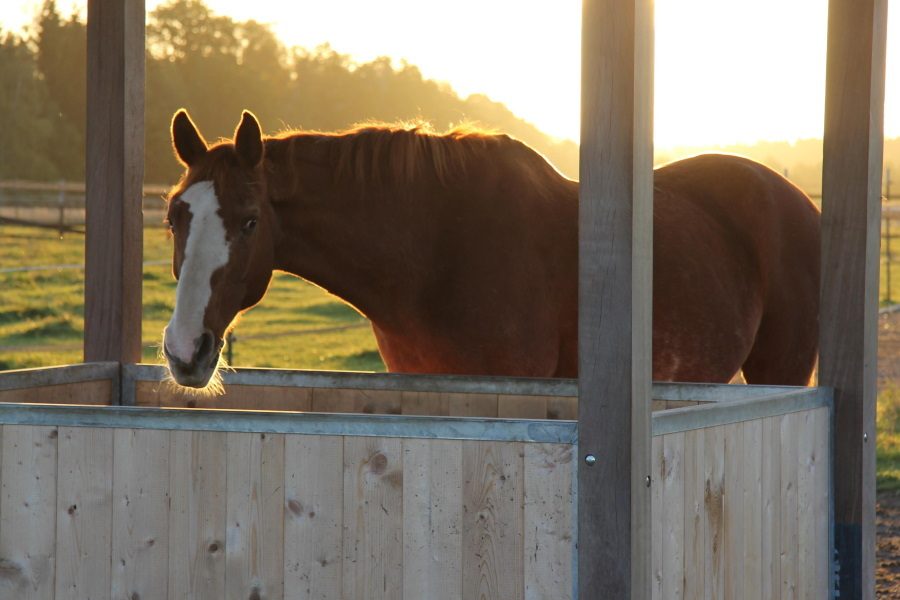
xmin=171 ymin=109 xmax=208 ymax=167
xmin=234 ymin=110 xmax=263 ymax=168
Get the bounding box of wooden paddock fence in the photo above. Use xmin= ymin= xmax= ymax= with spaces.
xmin=0 ymin=363 xmax=832 ymax=599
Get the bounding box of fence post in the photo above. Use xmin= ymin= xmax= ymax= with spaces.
xmin=887 ymin=168 xmax=893 ymax=304
xmin=57 ymin=180 xmax=65 ymax=238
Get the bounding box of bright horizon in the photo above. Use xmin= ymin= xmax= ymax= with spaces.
xmin=1 ymin=0 xmax=898 ymax=149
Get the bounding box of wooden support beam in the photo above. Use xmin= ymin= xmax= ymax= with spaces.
xmin=820 ymin=0 xmax=888 ymax=597
xmin=84 ymin=0 xmax=145 ymax=363
xmin=578 ymin=0 xmax=654 ymax=597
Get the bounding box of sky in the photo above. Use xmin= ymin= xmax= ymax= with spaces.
xmin=1 ymin=0 xmax=897 ymax=149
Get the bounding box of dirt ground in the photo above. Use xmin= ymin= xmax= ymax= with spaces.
xmin=877 ymin=310 xmax=900 ymax=596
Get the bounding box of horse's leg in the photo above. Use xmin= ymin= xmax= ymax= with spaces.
xmin=740 ymin=303 xmax=818 ymax=386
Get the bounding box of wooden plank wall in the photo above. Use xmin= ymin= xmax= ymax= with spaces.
xmin=133 ymin=382 xmax=696 ymax=419
xmin=0 ymin=425 xmax=575 ymax=600
xmin=0 ymin=405 xmax=829 ymax=599
xmin=0 ymin=381 xmax=112 ymax=405
xmin=649 ymin=406 xmax=832 ymax=599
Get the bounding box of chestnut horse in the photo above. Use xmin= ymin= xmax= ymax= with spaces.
xmin=161 ymin=109 xmax=820 ymax=389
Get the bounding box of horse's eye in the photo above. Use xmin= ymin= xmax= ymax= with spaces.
xmin=242 ymin=218 xmax=258 ymax=234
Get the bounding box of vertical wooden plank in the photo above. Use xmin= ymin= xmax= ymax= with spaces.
xmin=168 ymin=430 xmax=227 ymax=600
xmin=55 ymin=426 xmax=113 ymax=600
xmin=797 ymin=411 xmax=816 ymax=600
xmin=651 ymin=436 xmax=663 ymax=600
xmin=111 ymin=428 xmax=169 ymax=600
xmin=284 ymin=435 xmax=343 ymax=600
xmin=225 ymin=432 xmax=285 ymax=600
xmin=462 ymin=441 xmax=525 ymax=600
xmin=820 ymin=0 xmax=887 ymax=595
xmin=780 ymin=413 xmax=800 ymax=600
xmin=724 ymin=423 xmax=745 ymax=599
xmin=661 ymin=433 xmax=685 ymax=600
xmin=703 ymin=425 xmax=725 ymax=599
xmin=741 ymin=419 xmax=763 ymax=600
xmin=524 ymin=443 xmax=574 ymax=600
xmin=403 ymin=439 xmax=463 ymax=600
xmin=84 ymin=0 xmax=145 ymax=362
xmin=546 ymin=397 xmax=577 ymax=420
xmin=446 ymin=393 xmax=499 ymax=417
xmin=400 ymin=391 xmax=449 ymax=416
xmin=498 ymin=395 xmax=549 ymax=419
xmin=0 ymin=426 xmax=57 ymax=599
xmin=813 ymin=408 xmax=832 ymax=598
xmin=682 ymin=429 xmax=705 ymax=600
xmin=761 ymin=416 xmax=782 ymax=600
xmin=312 ymin=389 xmax=401 ymax=415
xmin=579 ymin=0 xmax=654 ymax=595
xmin=342 ymin=436 xmax=403 ymax=600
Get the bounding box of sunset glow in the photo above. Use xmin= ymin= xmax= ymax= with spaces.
xmin=1 ymin=0 xmax=897 ymax=149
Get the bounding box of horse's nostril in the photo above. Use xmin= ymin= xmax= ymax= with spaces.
xmin=196 ymin=330 xmax=215 ymax=360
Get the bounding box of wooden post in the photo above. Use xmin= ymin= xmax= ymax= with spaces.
xmin=84 ymin=0 xmax=145 ymax=363
xmin=578 ymin=0 xmax=653 ymax=597
xmin=820 ymin=0 xmax=887 ymax=597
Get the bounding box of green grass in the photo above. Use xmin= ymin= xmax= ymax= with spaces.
xmin=0 ymin=225 xmax=384 ymax=372
xmin=878 ymin=386 xmax=900 ymax=491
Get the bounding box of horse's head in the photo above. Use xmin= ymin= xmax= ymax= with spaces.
xmin=162 ymin=109 xmax=275 ymax=389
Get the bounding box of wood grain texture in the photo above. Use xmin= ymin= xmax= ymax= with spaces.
xmin=284 ymin=435 xmax=344 ymax=600
xmin=168 ymin=430 xmax=227 ymax=600
xmin=761 ymin=416 xmax=783 ymax=600
xmin=741 ymin=419 xmax=763 ymax=600
xmin=111 ymin=428 xmax=169 ymax=600
xmin=723 ymin=423 xmax=745 ymax=599
xmin=225 ymin=432 xmax=285 ymax=600
xmin=498 ymin=395 xmax=549 ymax=419
xmin=579 ymin=0 xmax=653 ymax=594
xmin=0 ymin=381 xmax=112 ymax=405
xmin=55 ymin=426 xmax=113 ymax=600
xmin=134 ymin=381 xmax=312 ymax=410
xmin=780 ymin=413 xmax=800 ymax=599
xmin=403 ymin=439 xmax=463 ymax=600
xmin=462 ymin=441 xmax=525 ymax=600
xmin=313 ymin=388 xmax=402 ymax=415
xmin=84 ymin=0 xmax=145 ymax=362
xmin=820 ymin=0 xmax=887 ymax=595
xmin=524 ymin=443 xmax=574 ymax=600
xmin=651 ymin=436 xmax=663 ymax=600
xmin=703 ymin=425 xmax=725 ymax=599
xmin=342 ymin=436 xmax=403 ymax=600
xmin=0 ymin=425 xmax=57 ymax=599
xmin=682 ymin=429 xmax=705 ymax=600
xmin=661 ymin=433 xmax=685 ymax=600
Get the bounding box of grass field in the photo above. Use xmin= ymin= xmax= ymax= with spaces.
xmin=0 ymin=225 xmax=384 ymax=372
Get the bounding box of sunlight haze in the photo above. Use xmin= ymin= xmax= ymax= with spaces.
xmin=1 ymin=0 xmax=897 ymax=149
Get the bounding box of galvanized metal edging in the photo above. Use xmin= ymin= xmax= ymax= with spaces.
xmin=650 ymin=386 xmax=833 ymax=436
xmin=0 ymin=362 xmax=119 ymax=392
xmin=121 ymin=362 xmax=811 ymax=404
xmin=0 ymin=402 xmax=578 ymax=444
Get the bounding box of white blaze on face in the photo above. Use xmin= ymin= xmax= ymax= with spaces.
xmin=165 ymin=181 xmax=230 ymax=363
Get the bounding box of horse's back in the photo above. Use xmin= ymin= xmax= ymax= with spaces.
xmin=652 ymin=154 xmax=820 ymax=384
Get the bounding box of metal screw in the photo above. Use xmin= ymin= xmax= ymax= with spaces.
xmin=584 ymin=454 xmax=597 ymax=466
xmin=646 ymin=475 xmax=652 ymax=488
xmin=864 ymin=432 xmax=868 ymax=443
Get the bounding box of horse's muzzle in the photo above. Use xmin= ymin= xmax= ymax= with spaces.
xmin=163 ymin=329 xmax=223 ymax=388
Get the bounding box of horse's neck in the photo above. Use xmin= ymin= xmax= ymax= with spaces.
xmin=270 ymin=179 xmax=441 ymax=326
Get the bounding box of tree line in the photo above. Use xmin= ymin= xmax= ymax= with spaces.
xmin=0 ymin=0 xmax=579 ymax=185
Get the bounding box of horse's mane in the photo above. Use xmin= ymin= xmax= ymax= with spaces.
xmin=265 ymin=121 xmax=567 ymax=194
